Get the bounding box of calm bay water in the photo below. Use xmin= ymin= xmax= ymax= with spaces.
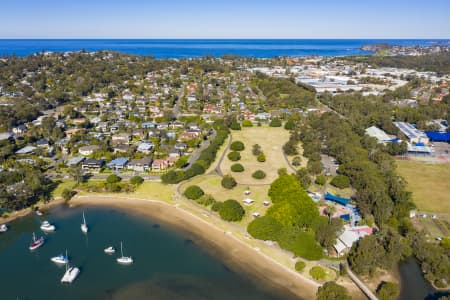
xmin=0 ymin=39 xmax=448 ymax=58
xmin=0 ymin=205 xmax=286 ymax=300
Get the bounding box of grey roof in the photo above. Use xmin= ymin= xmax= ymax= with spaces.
xmin=16 ymin=146 xmax=37 ymax=154
xmin=394 ymin=122 xmax=427 ymax=139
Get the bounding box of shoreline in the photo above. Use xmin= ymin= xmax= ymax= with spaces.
xmin=1 ymin=197 xmax=66 ymax=224
xmin=70 ymin=195 xmax=321 ymax=300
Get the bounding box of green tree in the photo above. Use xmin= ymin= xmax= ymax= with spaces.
xmin=61 ymin=189 xmax=75 ymax=201
xmin=252 ymin=170 xmax=266 ymax=179
xmin=330 ymin=175 xmax=350 ymax=189
xmin=197 ymin=194 xmax=215 ymax=206
xmin=230 ymin=141 xmax=245 ymax=151
xmin=295 ymin=261 xmax=306 ymax=272
xmin=284 ymin=119 xmax=295 ymax=130
xmin=130 ymin=176 xmax=144 ymax=185
xmin=184 ymin=185 xmax=204 ymax=200
xmin=316 ymin=281 xmax=352 ymax=300
xmin=221 ymin=175 xmax=237 ymax=189
xmin=315 ymin=175 xmax=327 ymax=185
xmin=292 ymin=156 xmax=302 ymax=166
xmin=175 ymin=156 xmax=188 ymax=168
xmin=231 ymin=163 xmax=245 ymax=172
xmin=106 ymin=174 xmax=121 ymax=184
xmin=227 ymin=151 xmax=241 ymax=161
xmin=376 ymin=282 xmax=399 ymax=300
xmin=247 ymin=216 xmax=283 ymax=241
xmin=219 ymin=199 xmax=245 ymax=221
xmin=269 ymin=118 xmax=282 ymax=127
xmin=230 ymin=121 xmax=241 ymax=130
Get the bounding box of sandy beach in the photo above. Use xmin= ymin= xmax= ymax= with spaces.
xmin=70 ymin=195 xmax=323 ymax=300
xmin=1 ymin=198 xmax=66 ymax=224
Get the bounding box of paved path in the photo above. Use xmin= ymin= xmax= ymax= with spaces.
xmin=345 ymin=262 xmax=378 ymax=300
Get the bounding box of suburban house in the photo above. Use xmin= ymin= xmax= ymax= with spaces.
xmin=113 ymin=144 xmax=132 ymax=154
xmin=127 ymin=157 xmax=153 ymax=172
xmin=16 ymin=146 xmax=37 ymax=155
xmin=168 ymin=148 xmax=181 ymax=158
xmin=179 ymin=131 xmax=200 ymax=140
xmin=152 ymin=159 xmax=169 ymax=171
xmin=81 ymin=158 xmax=105 ymax=172
xmin=66 ymin=156 xmax=85 ymax=167
xmin=137 ymin=142 xmax=154 ymax=154
xmin=36 ymin=138 xmax=50 ymax=149
xmin=111 ymin=133 xmax=131 ymax=144
xmin=78 ymin=145 xmax=100 ymax=156
xmin=13 ymin=124 xmax=27 ymax=135
xmin=106 ymin=157 xmax=129 ymax=170
xmin=174 ymin=142 xmax=187 ymax=151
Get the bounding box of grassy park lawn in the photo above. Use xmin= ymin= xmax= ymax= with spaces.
xmin=220 ymin=126 xmax=292 ymax=184
xmin=181 ymin=174 xmax=271 ymax=225
xmin=397 ymin=160 xmax=450 ymax=213
xmin=51 ymin=179 xmax=76 ymax=198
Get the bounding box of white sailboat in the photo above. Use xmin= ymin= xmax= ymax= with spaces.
xmin=51 ymin=250 xmax=69 ymax=264
xmin=116 ymin=242 xmax=133 ymax=265
xmin=81 ymin=212 xmax=88 ymax=233
xmin=0 ymin=224 xmax=7 ymax=233
xmin=61 ymin=262 xmax=80 ymax=283
xmin=40 ymin=220 xmax=56 ymax=232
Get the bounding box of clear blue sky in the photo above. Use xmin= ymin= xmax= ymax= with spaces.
xmin=1 ymin=0 xmax=449 ymax=38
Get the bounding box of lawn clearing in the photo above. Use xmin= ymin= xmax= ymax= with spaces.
xmin=397 ymin=160 xmax=450 ymax=214
xmin=220 ymin=126 xmax=291 ymax=185
xmin=181 ymin=174 xmax=271 ymax=226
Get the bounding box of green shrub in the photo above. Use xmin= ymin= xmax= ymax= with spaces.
xmin=309 ymin=266 xmax=326 ymax=280
xmin=197 ymin=194 xmax=216 ymax=206
xmin=295 ymin=261 xmax=306 ymax=272
xmin=316 ymin=282 xmax=351 ymax=300
xmin=219 ymin=199 xmax=245 ymax=222
xmin=330 ymin=175 xmax=350 ymax=189
xmin=211 ymin=201 xmax=223 ymax=212
xmin=221 ymin=175 xmax=237 ymax=189
xmin=252 ymin=170 xmax=266 ymax=179
xmin=257 ymin=153 xmax=266 ymax=162
xmin=130 ymin=176 xmax=144 ymax=185
xmin=230 ymin=121 xmax=241 ymax=130
xmin=184 ymin=185 xmax=204 ymax=200
xmin=315 ymin=175 xmax=327 ymax=186
xmin=377 ymin=282 xmax=399 ymax=300
xmin=231 ymin=163 xmax=245 ymax=172
xmin=292 ymin=156 xmax=302 ymax=166
xmin=227 ymin=151 xmax=241 ymax=161
xmin=242 ymin=120 xmax=253 ymax=127
xmin=284 ymin=120 xmax=295 ymax=130
xmin=247 ymin=216 xmax=283 ymax=241
xmin=230 ymin=141 xmax=245 ymax=151
xmin=106 ymin=174 xmax=121 ymax=184
xmin=269 ymin=118 xmax=282 ymax=127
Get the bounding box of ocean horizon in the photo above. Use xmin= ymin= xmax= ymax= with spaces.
xmin=0 ymin=39 xmax=448 ymax=58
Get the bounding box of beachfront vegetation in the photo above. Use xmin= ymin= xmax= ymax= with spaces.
xmin=61 ymin=188 xmax=76 ymax=201
xmin=257 ymin=152 xmax=266 ymax=162
xmin=196 ymin=194 xmax=216 ymax=206
xmin=269 ymin=118 xmax=282 ymax=127
xmin=184 ymin=185 xmax=204 ymax=200
xmin=247 ymin=216 xmax=283 ymax=241
xmin=252 ymin=170 xmax=266 ymax=179
xmin=230 ymin=163 xmax=244 ymax=172
xmin=230 ymin=121 xmax=241 ymax=130
xmin=219 ymin=199 xmax=245 ymax=222
xmin=211 ymin=201 xmax=223 ymax=212
xmin=230 ymin=141 xmax=245 ymax=151
xmin=316 ymin=281 xmax=351 ymax=300
xmin=221 ymin=175 xmax=237 ymax=189
xmin=242 ymin=120 xmax=253 ymax=127
xmin=376 ymin=281 xmax=399 ymax=300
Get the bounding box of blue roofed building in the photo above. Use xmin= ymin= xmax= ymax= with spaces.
xmin=106 ymin=157 xmax=129 ymax=170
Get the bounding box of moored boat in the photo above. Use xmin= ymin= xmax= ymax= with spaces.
xmin=40 ymin=220 xmax=56 ymax=232
xmin=51 ymin=250 xmax=69 ymax=264
xmin=61 ymin=264 xmax=80 ymax=283
xmin=104 ymin=246 xmax=116 ymax=254
xmin=29 ymin=232 xmax=45 ymax=250
xmin=81 ymin=212 xmax=88 ymax=233
xmin=0 ymin=224 xmax=7 ymax=233
xmin=117 ymin=242 xmax=133 ymax=265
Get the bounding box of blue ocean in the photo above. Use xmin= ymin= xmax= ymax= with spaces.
xmin=0 ymin=39 xmax=448 ymax=58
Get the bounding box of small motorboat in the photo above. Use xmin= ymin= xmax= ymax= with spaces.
xmin=116 ymin=242 xmax=133 ymax=265
xmin=51 ymin=250 xmax=69 ymax=264
xmin=81 ymin=212 xmax=88 ymax=233
xmin=61 ymin=264 xmax=80 ymax=283
xmin=36 ymin=210 xmax=43 ymax=216
xmin=104 ymin=246 xmax=116 ymax=254
xmin=40 ymin=220 xmax=56 ymax=232
xmin=29 ymin=232 xmax=45 ymax=250
xmin=0 ymin=224 xmax=7 ymax=233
